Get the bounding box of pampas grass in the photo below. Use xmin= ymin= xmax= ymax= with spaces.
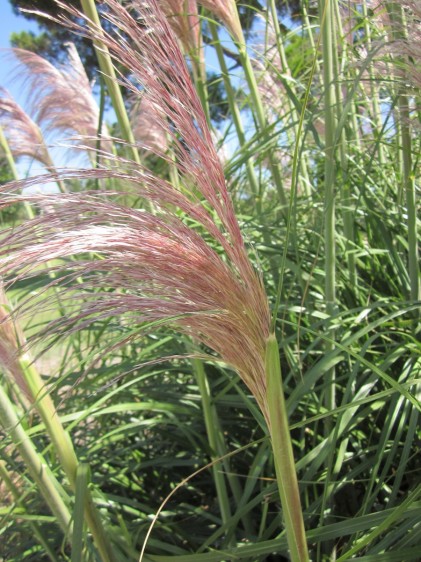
xmin=1 ymin=1 xmax=308 ymax=559
xmin=0 ymin=1 xmax=419 ymax=561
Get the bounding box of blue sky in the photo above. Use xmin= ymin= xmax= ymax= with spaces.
xmin=0 ymin=2 xmax=92 ymax=182
xmin=0 ymin=2 xmax=40 ymax=103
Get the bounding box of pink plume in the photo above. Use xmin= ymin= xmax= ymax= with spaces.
xmin=1 ymin=0 xmax=271 ymax=418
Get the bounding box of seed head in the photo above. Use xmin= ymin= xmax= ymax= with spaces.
xmin=1 ymin=0 xmax=272 ymax=419
xmin=11 ymin=44 xmax=111 ymax=152
xmin=0 ymin=87 xmax=50 ymax=167
xmin=197 ymin=0 xmax=243 ymax=42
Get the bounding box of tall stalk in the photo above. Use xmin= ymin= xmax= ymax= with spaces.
xmin=0 ymin=125 xmax=19 ymax=181
xmin=302 ymin=0 xmax=322 ymax=80
xmin=0 ymin=121 xmax=67 ymax=194
xmin=332 ymin=2 xmax=357 ymax=290
xmin=268 ymin=0 xmax=312 ymax=198
xmin=191 ymin=355 xmax=254 ymax=538
xmin=361 ymin=0 xmax=386 ymax=166
xmin=80 ymin=0 xmax=140 ymax=168
xmin=191 ymin=357 xmax=232 ymax=530
xmin=385 ymin=1 xmax=420 ymax=306
xmin=17 ymin=355 xmax=117 ymax=562
xmin=0 ymin=382 xmax=73 ymax=538
xmin=320 ymin=0 xmax=337 ymax=425
xmin=265 ymin=334 xmax=309 ymax=562
xmin=229 ymin=9 xmax=288 ymax=210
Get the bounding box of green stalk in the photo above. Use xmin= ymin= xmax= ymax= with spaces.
xmin=191 ymin=356 xmax=254 ymax=538
xmin=0 ymin=125 xmax=19 ymax=180
xmin=302 ymin=0 xmax=322 ymax=80
xmin=230 ymin=14 xmax=288 ymax=209
xmin=361 ymin=0 xmax=386 ymax=166
xmin=18 ymin=355 xmax=117 ymax=562
xmin=0 ymin=124 xmax=66 ymax=194
xmin=400 ymin=98 xmax=420 ymax=305
xmin=265 ymin=334 xmax=309 ymax=562
xmin=191 ymin=358 xmax=232 ymax=529
xmin=270 ymin=4 xmax=322 ymax=320
xmin=80 ymin=0 xmax=140 ymax=167
xmin=72 ymin=464 xmax=91 ymax=562
xmin=0 ymin=382 xmax=72 ymax=537
xmin=0 ymin=460 xmax=61 ymax=562
xmin=268 ymin=0 xmax=312 ymax=198
xmin=0 ymin=125 xmax=37 ymax=223
xmin=320 ymin=0 xmax=337 ymax=424
xmin=332 ymin=2 xmax=357 ymax=290
xmin=385 ymin=2 xmax=420 ymax=305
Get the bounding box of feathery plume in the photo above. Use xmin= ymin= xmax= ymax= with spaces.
xmin=251 ymin=58 xmax=284 ymax=119
xmin=130 ymin=94 xmax=168 ymax=154
xmin=0 ymin=87 xmax=51 ymax=167
xmin=160 ymin=0 xmax=200 ymax=51
xmin=251 ymin=14 xmax=290 ymax=119
xmin=365 ymin=0 xmax=421 ymax=89
xmin=11 ymin=44 xmax=111 ymax=151
xmin=0 ymin=283 xmax=30 ymax=398
xmin=197 ymin=0 xmax=243 ymax=42
xmin=1 ymin=0 xmax=271 ymax=419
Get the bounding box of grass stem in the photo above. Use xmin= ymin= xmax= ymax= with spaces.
xmin=320 ymin=0 xmax=337 ymax=426
xmin=18 ymin=355 xmax=117 ymax=562
xmin=191 ymin=357 xmax=232 ymax=530
xmin=80 ymin=0 xmax=141 ymax=168
xmin=0 ymin=382 xmax=73 ymax=537
xmin=265 ymin=333 xmax=309 ymax=562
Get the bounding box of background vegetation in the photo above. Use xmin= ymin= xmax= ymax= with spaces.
xmin=0 ymin=0 xmax=420 ymax=561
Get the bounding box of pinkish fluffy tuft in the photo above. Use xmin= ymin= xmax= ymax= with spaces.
xmin=0 ymin=87 xmax=51 ymax=167
xmin=0 ymin=283 xmax=30 ymax=398
xmin=1 ymin=0 xmax=271 ymax=418
xmin=197 ymin=0 xmax=243 ymax=42
xmin=11 ymin=44 xmax=111 ymax=152
xmin=160 ymin=0 xmax=201 ymax=51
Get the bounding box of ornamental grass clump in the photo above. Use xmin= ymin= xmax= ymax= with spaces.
xmin=1 ymin=1 xmax=309 ymax=560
